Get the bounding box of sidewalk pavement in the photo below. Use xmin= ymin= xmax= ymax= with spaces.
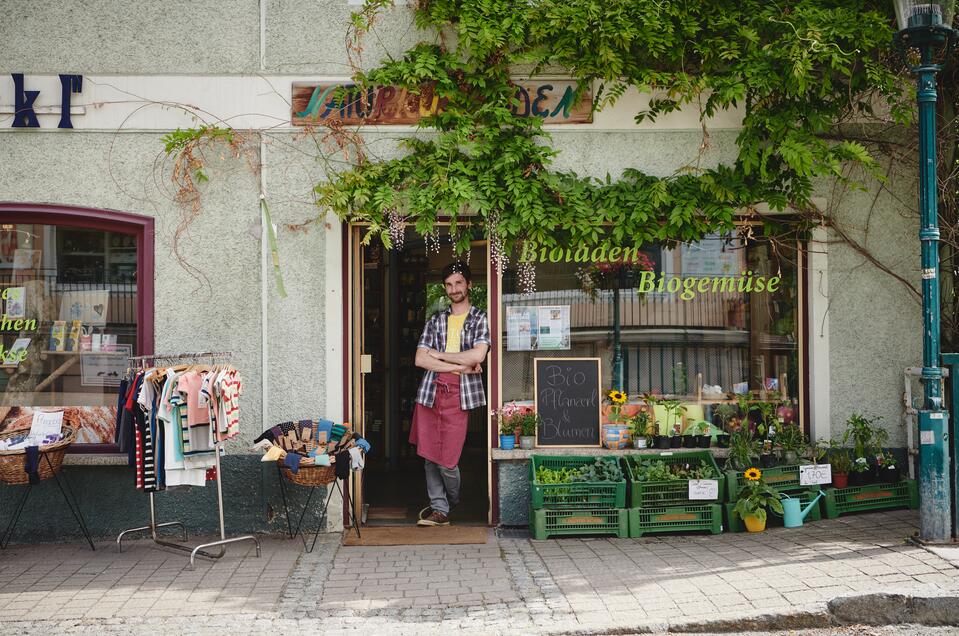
xmin=0 ymin=510 xmax=957 ymax=634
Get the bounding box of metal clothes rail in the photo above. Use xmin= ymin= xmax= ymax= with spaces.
xmin=115 ymin=351 xmax=260 ymax=567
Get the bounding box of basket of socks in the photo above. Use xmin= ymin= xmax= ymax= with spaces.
xmin=255 ymin=419 xmax=370 ymax=487
xmin=0 ymin=414 xmax=77 ymax=485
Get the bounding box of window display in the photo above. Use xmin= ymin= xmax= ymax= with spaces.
xmin=0 ymin=223 xmax=139 ymax=445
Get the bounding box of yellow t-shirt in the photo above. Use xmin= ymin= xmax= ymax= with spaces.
xmin=445 ymin=312 xmax=468 ymax=353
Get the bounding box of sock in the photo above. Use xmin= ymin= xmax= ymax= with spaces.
xmin=24 ymin=445 xmax=40 ymax=485
xmin=283 ymin=452 xmax=302 ymax=474
xmin=348 ymin=446 xmax=365 ymax=470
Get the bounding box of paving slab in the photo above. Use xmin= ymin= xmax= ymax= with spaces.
xmin=0 ymin=510 xmax=957 ymax=633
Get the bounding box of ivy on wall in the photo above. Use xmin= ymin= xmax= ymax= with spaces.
xmin=316 ymin=0 xmax=906 ymax=268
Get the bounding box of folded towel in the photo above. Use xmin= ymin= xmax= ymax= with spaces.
xmin=283 ymin=452 xmax=302 ymax=473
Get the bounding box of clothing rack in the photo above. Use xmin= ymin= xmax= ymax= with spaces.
xmin=116 ymin=351 xmax=260 ymax=567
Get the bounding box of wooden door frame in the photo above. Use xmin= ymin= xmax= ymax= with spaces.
xmin=344 ymin=223 xmax=494 ymax=527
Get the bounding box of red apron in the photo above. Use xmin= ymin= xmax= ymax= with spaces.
xmin=409 ymin=372 xmax=468 ymax=469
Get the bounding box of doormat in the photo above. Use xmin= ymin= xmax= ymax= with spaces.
xmin=342 ymin=525 xmax=488 ymax=546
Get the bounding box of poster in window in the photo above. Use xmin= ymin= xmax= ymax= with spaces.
xmin=80 ymin=344 xmax=131 ymax=387
xmin=506 ymin=306 xmax=536 ymax=351
xmin=59 ymin=289 xmax=110 ymax=326
xmin=536 ymin=305 xmax=570 ymax=350
xmin=4 ymin=287 xmax=25 ymax=319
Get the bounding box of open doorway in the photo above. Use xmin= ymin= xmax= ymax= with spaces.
xmin=352 ymin=227 xmax=489 ymax=525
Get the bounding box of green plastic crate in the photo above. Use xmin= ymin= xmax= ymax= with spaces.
xmin=725 ymin=462 xmax=814 ymax=502
xmin=530 ymin=456 xmax=627 ymax=509
xmin=530 ymin=506 xmax=629 ymax=540
xmin=724 ymin=486 xmax=823 ymax=532
xmin=624 ymin=451 xmax=725 ymax=507
xmin=822 ymin=479 xmax=919 ymax=519
xmin=627 ymin=504 xmax=723 ymax=537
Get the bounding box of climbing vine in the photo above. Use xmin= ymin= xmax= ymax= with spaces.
xmin=316 ymin=0 xmax=908 ymax=267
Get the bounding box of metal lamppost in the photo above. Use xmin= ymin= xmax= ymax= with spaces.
xmin=893 ymin=0 xmax=957 ymax=542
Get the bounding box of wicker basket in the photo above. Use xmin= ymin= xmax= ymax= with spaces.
xmin=280 ymin=462 xmax=336 ymax=487
xmin=0 ymin=418 xmax=77 ymax=485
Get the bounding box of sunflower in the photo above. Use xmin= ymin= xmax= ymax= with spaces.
xmin=744 ymin=467 xmax=762 ymax=481
xmin=607 ymin=390 xmax=627 ymax=404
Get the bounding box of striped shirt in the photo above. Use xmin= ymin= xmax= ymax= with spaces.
xmin=415 ymin=304 xmax=491 ymax=410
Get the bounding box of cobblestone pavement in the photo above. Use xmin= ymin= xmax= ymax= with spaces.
xmin=1 ymin=510 xmax=958 ymax=634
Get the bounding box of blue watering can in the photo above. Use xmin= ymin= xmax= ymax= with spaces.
xmin=781 ymin=490 xmax=824 ymax=528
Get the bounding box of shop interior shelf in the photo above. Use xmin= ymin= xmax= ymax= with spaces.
xmin=530 ymin=506 xmax=629 ymax=540
xmin=627 ymin=503 xmax=723 ymax=538
xmin=724 ymin=486 xmax=823 ymax=533
xmin=624 ymin=451 xmax=724 ymax=507
xmin=529 ymin=455 xmax=627 ymax=509
xmin=822 ymin=479 xmax=918 ymax=519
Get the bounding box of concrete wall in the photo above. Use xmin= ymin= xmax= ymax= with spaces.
xmin=0 ymin=2 xmax=925 ymax=539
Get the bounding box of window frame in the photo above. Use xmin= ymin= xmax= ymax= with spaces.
xmin=0 ymin=203 xmax=154 ymax=453
xmin=491 ymin=232 xmax=809 ymax=439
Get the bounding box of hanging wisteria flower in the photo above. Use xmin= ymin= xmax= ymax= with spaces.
xmin=386 ymin=207 xmax=405 ymax=251
xmin=517 ymin=260 xmax=536 ymax=294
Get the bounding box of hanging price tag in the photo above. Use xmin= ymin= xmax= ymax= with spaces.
xmin=688 ymin=479 xmax=718 ymax=500
xmin=799 ymin=464 xmax=832 ymax=486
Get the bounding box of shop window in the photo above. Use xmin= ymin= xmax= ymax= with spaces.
xmin=500 ymin=233 xmax=802 ymax=416
xmin=0 ymin=215 xmax=147 ymax=448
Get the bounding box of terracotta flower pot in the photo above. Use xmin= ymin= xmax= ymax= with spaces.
xmin=743 ymin=514 xmax=766 ymax=532
xmin=832 ymin=473 xmax=849 ymax=489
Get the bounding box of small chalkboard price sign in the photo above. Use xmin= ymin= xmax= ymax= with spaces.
xmin=534 ymin=357 xmax=601 ymax=447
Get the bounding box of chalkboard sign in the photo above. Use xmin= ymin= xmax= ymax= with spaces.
xmin=534 ymin=357 xmax=602 ymax=447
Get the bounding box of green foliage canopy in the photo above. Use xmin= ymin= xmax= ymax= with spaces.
xmin=317 ymin=0 xmax=905 ymax=260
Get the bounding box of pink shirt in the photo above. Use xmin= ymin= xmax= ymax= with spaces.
xmin=177 ymin=371 xmax=209 ymax=428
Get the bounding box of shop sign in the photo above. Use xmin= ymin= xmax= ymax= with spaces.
xmin=5 ymin=73 xmax=83 ymax=128
xmin=799 ymin=464 xmax=832 ymax=486
xmin=533 ymin=357 xmax=601 ymax=447
xmin=292 ymin=80 xmax=592 ymax=126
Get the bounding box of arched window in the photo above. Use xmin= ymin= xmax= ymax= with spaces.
xmin=0 ymin=204 xmax=154 ymax=451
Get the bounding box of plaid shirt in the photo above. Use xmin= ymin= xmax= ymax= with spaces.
xmin=415 ymin=305 xmax=491 ymax=410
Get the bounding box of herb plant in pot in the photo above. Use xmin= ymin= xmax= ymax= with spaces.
xmin=726 ymin=426 xmax=757 ymax=471
xmin=518 ymin=413 xmax=540 ymax=450
xmin=628 ymin=410 xmax=653 ymax=449
xmin=776 ymin=423 xmax=807 ymax=466
xmin=733 ymin=467 xmax=784 ymax=533
xmin=759 ymin=439 xmax=777 ymax=468
xmin=829 ymin=447 xmax=853 ymax=488
xmin=696 ymin=421 xmax=712 ymax=448
xmin=875 ymin=453 xmax=900 ymax=483
xmin=849 ymin=457 xmax=871 ymax=487
xmin=713 ymin=403 xmax=737 ymax=448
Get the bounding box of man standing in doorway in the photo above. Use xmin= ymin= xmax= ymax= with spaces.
xmin=410 ymin=261 xmax=490 ymax=526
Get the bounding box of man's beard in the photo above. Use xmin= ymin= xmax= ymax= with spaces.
xmin=448 ymin=292 xmax=466 ymax=302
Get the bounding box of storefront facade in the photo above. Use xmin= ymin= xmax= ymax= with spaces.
xmin=0 ymin=3 xmax=922 ymax=539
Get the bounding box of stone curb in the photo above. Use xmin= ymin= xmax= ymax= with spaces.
xmin=555 ymin=593 xmax=959 ymax=634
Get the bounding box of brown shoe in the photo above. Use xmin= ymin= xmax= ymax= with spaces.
xmin=417 ymin=511 xmax=450 ymax=526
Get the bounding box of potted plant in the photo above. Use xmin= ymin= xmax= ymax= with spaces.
xmin=518 ymin=413 xmax=539 ymax=450
xmin=875 ymin=452 xmax=900 ymax=483
xmin=726 ymin=426 xmax=757 ymax=471
xmin=498 ymin=412 xmax=516 ymax=450
xmin=695 ymin=420 xmax=711 ymax=448
xmin=682 ymin=430 xmax=698 ymax=448
xmin=659 ymin=399 xmax=686 ymax=448
xmin=849 ymin=456 xmax=871 ymax=487
xmin=776 ymin=423 xmax=807 ymax=465
xmin=628 ymin=409 xmax=653 ymax=449
xmin=759 ymin=439 xmax=777 ymax=468
xmin=603 ymin=389 xmax=632 ymax=449
xmin=733 ymin=467 xmax=784 ymax=532
xmin=829 ymin=448 xmax=853 ymax=488
xmin=669 ymin=424 xmax=682 ymax=448
xmin=713 ymin=403 xmax=737 ymax=448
